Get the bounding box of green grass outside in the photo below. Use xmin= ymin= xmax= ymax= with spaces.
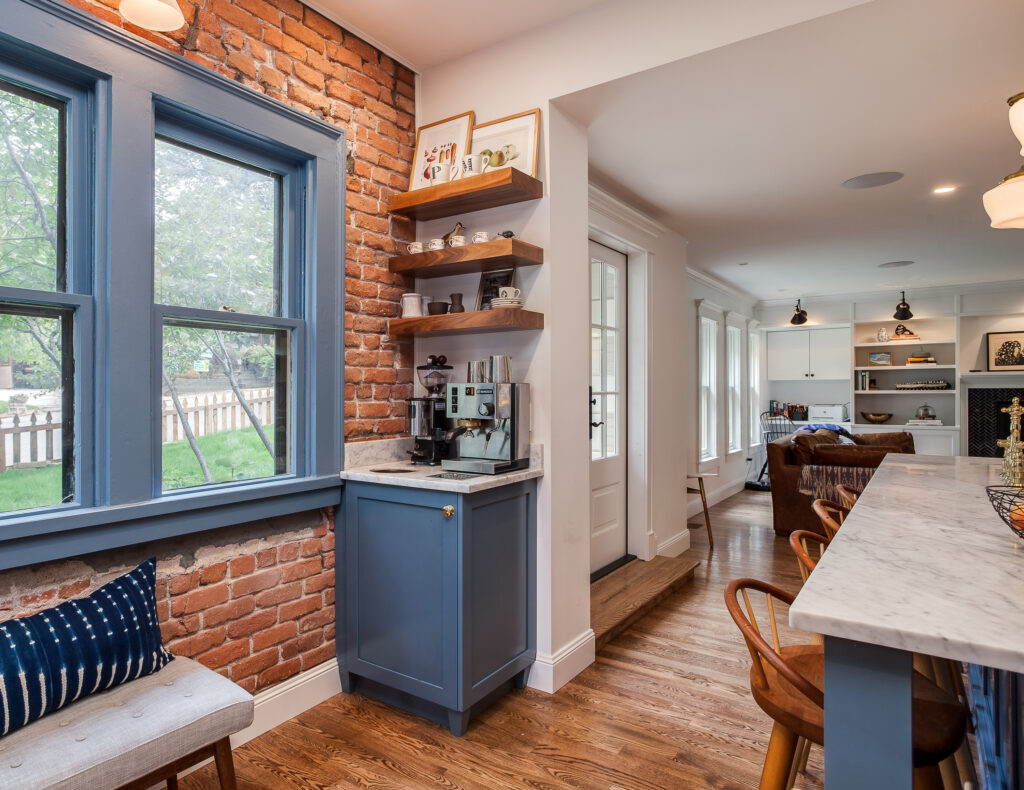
xmin=0 ymin=427 xmax=275 ymax=511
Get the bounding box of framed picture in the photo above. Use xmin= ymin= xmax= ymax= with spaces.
xmin=475 ymin=268 xmax=516 ymax=311
xmin=410 ymin=111 xmax=474 ymax=191
xmin=868 ymin=352 xmax=892 ymax=366
xmin=470 ymin=109 xmax=540 ymax=178
xmin=987 ymin=331 xmax=1024 ymax=370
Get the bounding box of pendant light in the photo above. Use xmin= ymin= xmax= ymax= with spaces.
xmin=983 ymin=92 xmax=1024 ymax=228
xmin=120 ymin=0 xmax=185 ymax=31
xmin=790 ymin=299 xmax=808 ymax=325
xmin=893 ymin=291 xmax=913 ymax=321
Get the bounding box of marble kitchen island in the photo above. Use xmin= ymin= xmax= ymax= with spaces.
xmin=790 ymin=454 xmax=1024 ymax=789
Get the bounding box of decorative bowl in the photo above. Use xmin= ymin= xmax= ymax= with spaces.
xmin=426 ymin=301 xmax=449 ymax=315
xmin=985 ymin=485 xmax=1024 ymax=540
xmin=859 ymin=412 xmax=893 ymax=424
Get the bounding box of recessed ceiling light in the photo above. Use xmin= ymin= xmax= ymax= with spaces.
xmin=878 ymin=260 xmax=914 ymax=269
xmin=933 ymin=186 xmax=956 ymax=194
xmin=737 ymin=261 xmax=749 ymax=266
xmin=842 ymin=171 xmax=904 ymax=189
xmin=777 ymin=288 xmax=787 ymax=293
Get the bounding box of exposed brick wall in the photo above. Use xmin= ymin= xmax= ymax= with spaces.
xmin=62 ymin=0 xmax=416 ymax=440
xmin=0 ymin=509 xmax=335 ymax=694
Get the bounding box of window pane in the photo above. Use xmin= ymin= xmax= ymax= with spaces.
xmin=604 ymin=263 xmax=619 ymax=329
xmin=749 ymin=331 xmax=761 ymax=445
xmin=0 ymin=307 xmax=74 ymax=512
xmin=155 ymin=138 xmax=280 ymax=315
xmin=591 ymin=327 xmax=602 ymax=393
xmin=591 ymin=259 xmax=602 ymax=324
xmin=605 ymin=327 xmax=619 ymax=393
xmin=162 ymin=322 xmax=289 ymax=491
xmin=0 ymin=82 xmax=64 ymax=292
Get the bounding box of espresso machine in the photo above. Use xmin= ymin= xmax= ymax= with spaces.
xmin=407 ymin=355 xmax=454 ymax=465
xmin=442 ymin=382 xmax=530 ymax=474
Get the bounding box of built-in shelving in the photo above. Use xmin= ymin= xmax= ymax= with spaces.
xmin=389 ymin=238 xmax=543 ymax=279
xmin=388 ymin=169 xmax=544 ymax=221
xmin=852 ymin=423 xmax=959 ymax=431
xmin=855 ymin=390 xmax=957 ymax=395
xmin=855 ymin=365 xmax=956 ymax=371
xmin=854 ymin=339 xmax=956 ymax=348
xmin=388 ymin=308 xmax=544 ymax=338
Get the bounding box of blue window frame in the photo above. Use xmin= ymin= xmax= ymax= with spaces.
xmin=0 ymin=0 xmax=345 ymax=570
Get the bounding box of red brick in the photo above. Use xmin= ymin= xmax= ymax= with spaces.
xmin=288 ymin=83 xmax=330 ymax=114
xmin=198 ymin=639 xmax=250 ymax=669
xmin=256 ymin=547 xmax=277 ymax=568
xmin=305 ymin=568 xmax=334 ymax=594
xmin=200 ymin=562 xmax=228 ymax=585
xmin=231 ymin=647 xmax=279 ymax=681
xmin=227 ymin=608 xmax=278 ymax=639
xmin=236 ymin=676 xmax=257 ymax=694
xmin=209 ymin=0 xmax=260 ymax=37
xmin=167 ymin=626 xmax=225 ymax=658
xmin=181 ymin=583 xmax=229 ymax=614
xmin=168 ymin=571 xmax=199 ymax=595
xmin=293 ymin=61 xmax=325 ymax=90
xmin=279 ymin=595 xmax=320 ymax=622
xmin=326 ymin=41 xmax=362 ymax=70
xmin=299 ymin=607 xmax=333 ymax=632
xmin=254 ymin=581 xmax=302 ymax=608
xmin=358 ymin=401 xmax=390 ymax=418
xmin=257 ymin=657 xmax=301 ymax=688
xmin=300 ymin=538 xmax=322 ymax=557
xmin=232 ymin=568 xmax=282 ymax=597
xmin=278 ymin=542 xmax=301 ymax=562
xmin=59 ymin=579 xmax=91 ymax=599
xmin=235 ymin=0 xmax=278 ymax=25
xmin=363 ymin=368 xmax=397 ymax=385
xmin=281 ymin=557 xmax=322 ymax=583
xmin=203 ymin=595 xmax=256 ymax=627
xmin=303 ymin=8 xmax=342 ymax=40
xmin=222 ymin=28 xmax=243 ymax=50
xmin=375 ymin=418 xmax=408 ymax=434
xmin=297 ymin=629 xmax=323 ymax=653
xmin=259 ymin=66 xmax=285 ymax=91
xmin=301 ymin=641 xmax=335 ymax=669
xmin=229 ymin=555 xmax=256 ymax=577
xmin=227 ymin=51 xmax=257 ymax=80
xmin=252 ymin=621 xmax=297 ymax=651
xmin=282 ymin=16 xmax=324 ymax=52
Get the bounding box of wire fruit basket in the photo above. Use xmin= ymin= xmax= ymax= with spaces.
xmin=985 ymin=485 xmax=1024 ymax=540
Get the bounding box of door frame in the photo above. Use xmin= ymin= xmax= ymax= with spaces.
xmin=588 ymin=187 xmax=657 ymax=561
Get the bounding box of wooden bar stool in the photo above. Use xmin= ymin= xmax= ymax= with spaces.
xmin=836 ymin=484 xmax=861 ymax=509
xmin=686 ymin=473 xmax=716 ymax=548
xmin=811 ymin=498 xmax=849 ymax=539
xmin=725 ymin=578 xmax=968 ymax=790
xmin=788 ymin=530 xmax=830 ymax=583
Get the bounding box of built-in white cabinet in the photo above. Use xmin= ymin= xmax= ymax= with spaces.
xmin=766 ymin=327 xmax=851 ymax=381
xmin=855 ymin=424 xmax=960 ymax=456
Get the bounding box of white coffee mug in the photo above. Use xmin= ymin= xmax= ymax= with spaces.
xmin=472 ymin=231 xmax=491 ymax=243
xmin=407 ymin=241 xmax=424 ymax=254
xmin=428 ymin=238 xmax=445 ymax=251
xmin=461 ymin=153 xmax=489 ymax=177
xmin=401 ymin=293 xmax=422 ymax=317
xmin=449 ymin=235 xmax=467 ymax=247
xmin=498 ymin=286 xmax=522 ymax=299
xmin=427 ymin=162 xmax=454 ymax=184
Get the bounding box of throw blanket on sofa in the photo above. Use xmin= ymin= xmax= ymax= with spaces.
xmin=795 ymin=423 xmax=855 ymax=440
xmin=798 ymin=463 xmax=876 ymax=502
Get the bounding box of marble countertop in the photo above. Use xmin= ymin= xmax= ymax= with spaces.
xmin=790 ymin=454 xmax=1024 ymax=673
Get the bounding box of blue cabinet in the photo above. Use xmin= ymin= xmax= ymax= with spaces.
xmin=337 ymin=479 xmax=536 ymax=735
xmin=967 ymin=663 xmax=1023 ymax=790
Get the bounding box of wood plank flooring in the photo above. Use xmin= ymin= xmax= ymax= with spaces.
xmin=181 ymin=489 xmax=824 ymax=790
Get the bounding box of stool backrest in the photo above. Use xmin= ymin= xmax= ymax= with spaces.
xmin=835 ymin=484 xmax=861 ymax=509
xmin=723 ymin=578 xmax=824 ymax=709
xmin=811 ymin=499 xmax=849 ymax=539
xmin=788 ymin=530 xmax=830 ymax=582
xmin=760 ymin=411 xmax=797 ymax=444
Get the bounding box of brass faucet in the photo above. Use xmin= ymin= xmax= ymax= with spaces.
xmin=998 ymin=396 xmax=1024 ymax=486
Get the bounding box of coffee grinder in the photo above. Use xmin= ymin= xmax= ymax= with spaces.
xmin=407 ymin=355 xmax=454 ymax=465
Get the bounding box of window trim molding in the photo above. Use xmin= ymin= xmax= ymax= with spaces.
xmin=696 ymin=300 xmax=721 ymax=473
xmin=747 ymin=320 xmax=763 ymax=448
xmin=0 ymin=0 xmax=346 ymax=566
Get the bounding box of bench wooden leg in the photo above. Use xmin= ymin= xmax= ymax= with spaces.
xmin=166 ymin=775 xmax=179 ymax=790
xmin=213 ymin=737 xmax=239 ymax=790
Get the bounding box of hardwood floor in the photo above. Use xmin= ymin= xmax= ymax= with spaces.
xmin=181 ymin=489 xmax=824 ymax=790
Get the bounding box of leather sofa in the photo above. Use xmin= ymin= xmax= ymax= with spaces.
xmin=766 ymin=429 xmax=915 ymax=535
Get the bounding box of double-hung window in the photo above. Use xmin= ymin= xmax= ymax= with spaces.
xmin=726 ymin=322 xmax=743 ymax=454
xmin=698 ymin=304 xmax=720 ymax=467
xmin=748 ymin=322 xmax=762 ymax=447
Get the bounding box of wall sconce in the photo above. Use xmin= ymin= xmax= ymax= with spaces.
xmin=983 ymin=92 xmax=1024 ymax=228
xmin=120 ymin=0 xmax=185 ymax=31
xmin=893 ymin=291 xmax=913 ymax=321
xmin=790 ymin=299 xmax=808 ymax=325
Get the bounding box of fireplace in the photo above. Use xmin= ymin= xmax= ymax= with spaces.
xmin=967 ymin=387 xmax=1024 ymax=456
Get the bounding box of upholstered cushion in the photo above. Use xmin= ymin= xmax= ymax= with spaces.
xmin=0 ymin=656 xmax=254 ymax=790
xmin=0 ymin=558 xmax=172 ymax=739
xmin=791 ymin=429 xmax=840 ymax=465
xmin=853 ymin=431 xmax=916 ymax=453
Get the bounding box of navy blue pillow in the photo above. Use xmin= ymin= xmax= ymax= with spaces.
xmin=0 ymin=557 xmax=173 ymax=737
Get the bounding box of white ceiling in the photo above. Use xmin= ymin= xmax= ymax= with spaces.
xmin=307 ymin=0 xmax=609 ymax=71
xmin=556 ymin=0 xmax=1024 ymax=301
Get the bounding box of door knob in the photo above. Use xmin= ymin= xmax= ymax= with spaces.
xmin=442 ymin=505 xmax=455 ymax=518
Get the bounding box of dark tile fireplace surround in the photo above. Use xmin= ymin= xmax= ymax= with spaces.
xmin=967 ymin=387 xmax=1024 ymax=456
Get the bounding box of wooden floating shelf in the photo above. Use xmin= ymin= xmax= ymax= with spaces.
xmin=390 ymin=238 xmax=543 ymax=279
xmin=388 ymin=169 xmax=544 ymax=221
xmin=388 ymin=308 xmax=544 ymax=338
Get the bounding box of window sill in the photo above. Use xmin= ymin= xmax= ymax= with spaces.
xmin=0 ymin=475 xmax=342 ymax=571
xmin=698 ymin=457 xmax=720 ymax=475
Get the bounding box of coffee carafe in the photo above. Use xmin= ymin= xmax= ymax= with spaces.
xmin=442 ymin=382 xmax=530 ymax=474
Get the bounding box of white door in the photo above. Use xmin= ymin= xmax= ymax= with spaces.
xmin=809 ymin=327 xmax=851 ymax=380
xmin=766 ymin=330 xmax=809 ymax=380
xmin=590 ymin=241 xmax=628 ymax=575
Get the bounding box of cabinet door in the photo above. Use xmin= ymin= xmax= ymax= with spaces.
xmin=809 ymin=327 xmax=851 ymax=380
xmin=766 ymin=330 xmax=809 ymax=380
xmin=908 ymin=430 xmax=958 ymax=457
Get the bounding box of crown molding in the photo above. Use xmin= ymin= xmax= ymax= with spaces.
xmin=756 ymin=278 xmax=1024 ymax=309
xmin=588 ymin=184 xmax=669 ymax=240
xmin=687 ymin=267 xmax=758 ymax=306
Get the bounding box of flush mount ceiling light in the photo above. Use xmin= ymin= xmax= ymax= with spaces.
xmin=790 ymin=299 xmax=808 ymax=325
xmin=983 ymin=93 xmax=1024 ymax=228
xmin=842 ymin=171 xmax=904 ymax=189
xmin=879 ymin=260 xmax=914 ymax=269
xmin=893 ymin=290 xmax=913 ymax=321
xmin=120 ymin=0 xmax=184 ymax=31
xmin=933 ymin=186 xmax=956 ymax=194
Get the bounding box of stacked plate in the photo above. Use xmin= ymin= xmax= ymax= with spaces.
xmin=491 ymin=297 xmax=524 ymax=308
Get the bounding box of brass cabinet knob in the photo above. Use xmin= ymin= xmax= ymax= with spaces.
xmin=442 ymin=505 xmax=455 ymax=518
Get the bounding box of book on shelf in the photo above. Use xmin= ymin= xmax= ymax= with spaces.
xmin=891 ymin=334 xmax=921 ymax=341
xmin=906 ymin=419 xmax=943 ymax=426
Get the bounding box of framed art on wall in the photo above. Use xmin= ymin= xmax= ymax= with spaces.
xmin=410 ymin=111 xmax=474 ymax=191
xmin=987 ymin=331 xmax=1024 ymax=370
xmin=470 ymin=109 xmax=540 ymax=178
xmin=475 ymin=268 xmax=515 ymax=311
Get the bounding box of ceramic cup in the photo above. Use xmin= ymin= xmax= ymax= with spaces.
xmin=428 ymin=238 xmax=445 ymax=251
xmin=472 ymin=231 xmax=491 ymax=243
xmin=427 ymin=162 xmax=454 ymax=184
xmin=448 ymin=235 xmax=467 ymax=247
xmin=498 ymin=286 xmax=522 ymax=299
xmin=400 ymin=293 xmax=422 ymax=318
xmin=407 ymin=241 xmax=424 ymax=254
xmin=461 ymin=153 xmax=488 ymax=177
xmin=419 ymin=295 xmax=432 ymax=315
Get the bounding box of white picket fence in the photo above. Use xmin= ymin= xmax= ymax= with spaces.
xmin=161 ymin=388 xmax=274 ymax=442
xmin=0 ymin=411 xmax=62 ymax=472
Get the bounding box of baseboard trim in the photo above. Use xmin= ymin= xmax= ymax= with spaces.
xmin=657 ymin=529 xmax=691 ymax=557
xmin=231 ymin=658 xmax=342 ymax=748
xmin=687 ymin=477 xmax=745 ymax=519
xmin=527 ymin=629 xmax=596 ymax=694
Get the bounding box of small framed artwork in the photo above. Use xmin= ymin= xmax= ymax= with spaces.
xmin=410 ymin=111 xmax=474 ymax=191
xmin=470 ymin=109 xmax=540 ymax=178
xmin=476 ymin=268 xmax=515 ymax=311
xmin=987 ymin=331 xmax=1024 ymax=370
xmin=868 ymin=352 xmax=892 ymax=366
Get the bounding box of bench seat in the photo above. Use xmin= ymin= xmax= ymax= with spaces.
xmin=0 ymin=657 xmax=254 ymax=790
